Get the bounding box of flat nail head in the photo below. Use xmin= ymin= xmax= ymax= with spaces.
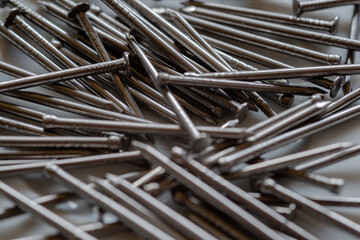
xmin=67 ymin=2 xmax=90 ymax=19
xmin=4 ymin=8 xmax=22 ymax=27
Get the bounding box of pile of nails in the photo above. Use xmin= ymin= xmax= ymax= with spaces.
xmin=0 ymin=0 xmax=359 ymax=239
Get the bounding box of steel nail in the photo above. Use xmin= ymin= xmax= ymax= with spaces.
xmin=164 ymin=89 xmax=212 ymax=152
xmin=1 ymin=0 xmax=101 ymax=60
xmin=90 ymin=176 xmax=186 ymax=240
xmin=295 ymin=144 xmax=360 ymax=172
xmin=158 ymin=73 xmax=326 ymax=95
xmin=132 ymin=140 xmax=286 ymax=240
xmin=182 ymin=1 xmax=338 ymax=33
xmin=202 ymin=35 xmax=341 ymax=94
xmin=42 ymin=115 xmax=253 ymax=139
xmin=8 ymin=91 xmax=148 ymax=123
xmin=0 ymin=180 xmax=97 ymax=240
xmin=67 ymin=3 xmax=142 ymax=118
xmin=101 ymin=0 xmax=200 ymax=73
xmin=0 ymin=149 xmax=93 ymax=160
xmin=44 ymin=164 xmax=176 ymax=240
xmin=260 ymin=177 xmax=360 ymax=237
xmin=219 ymin=104 xmax=360 ymax=170
xmin=293 ymin=0 xmax=360 ymax=16
xmin=185 ymin=62 xmax=360 ymax=80
xmin=132 ymin=166 xmax=165 ymax=188
xmin=105 ymin=175 xmax=218 ymax=240
xmin=0 ymin=135 xmax=125 ymax=149
xmin=182 ymin=6 xmax=359 ymax=50
xmin=172 ymin=146 xmax=318 ymax=240
xmin=343 ymin=5 xmax=360 ymax=94
xmin=125 ymin=0 xmax=230 ymax=72
xmin=0 ymin=192 xmax=77 ymax=221
xmin=0 ymin=151 xmax=141 ymax=176
xmin=165 ymin=8 xmax=231 ymax=70
xmin=173 ymin=191 xmax=253 ymax=240
xmin=281 ymin=170 xmax=345 ymax=193
xmin=246 ymin=101 xmax=330 ymax=143
xmin=179 ymin=14 xmax=341 ymax=64
xmin=0 ymin=59 xmax=127 ymax=92
xmin=226 ymin=142 xmax=352 ymax=179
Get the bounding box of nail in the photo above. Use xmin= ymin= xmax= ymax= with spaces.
xmin=180 ymin=14 xmax=341 ymax=64
xmin=0 ymin=180 xmax=97 ymax=240
xmin=165 ymin=89 xmax=213 ymax=152
xmin=226 ymin=142 xmax=352 ymax=179
xmin=0 ymin=149 xmax=93 ymax=160
xmin=158 ymin=73 xmax=326 ymax=95
xmin=165 ymin=8 xmax=231 ymax=70
xmin=132 ymin=166 xmax=165 ymax=188
xmin=105 ymin=175 xmax=218 ymax=240
xmin=172 ymin=146 xmax=318 ymax=240
xmin=0 ymin=59 xmax=127 ymax=92
xmin=101 ymin=0 xmax=200 ymax=73
xmin=4 ymin=10 xmax=127 ymax=110
xmin=182 ymin=1 xmax=338 ymax=33
xmin=68 ymin=3 xmax=142 ymax=118
xmin=306 ymin=195 xmax=360 ymax=207
xmin=219 ymin=104 xmax=360 ymax=170
xmin=343 ymin=5 xmax=360 ymax=95
xmin=173 ymin=191 xmax=254 ymax=240
xmin=294 ymin=0 xmax=360 ymax=16
xmin=295 ymin=144 xmax=360 ymax=172
xmin=260 ymin=178 xmax=360 ymax=237
xmin=0 ymin=25 xmax=120 ymax=111
xmin=246 ymin=101 xmax=330 ymax=143
xmin=44 ymin=164 xmax=176 ymax=240
xmin=182 ymin=6 xmax=359 ymax=50
xmin=249 ymin=94 xmax=324 ymax=133
xmin=89 ymin=176 xmax=186 ymax=240
xmin=0 ymin=135 xmax=125 ymax=150
xmin=0 ymin=151 xmax=141 ymax=176
xmin=0 ymin=115 xmax=55 ymax=136
xmin=125 ymin=0 xmax=230 ymax=72
xmin=322 ymin=87 xmax=360 ymax=117
xmin=1 ymin=0 xmax=101 ymax=60
xmin=9 ymin=91 xmax=148 ymax=123
xmin=281 ymin=170 xmax=345 ymax=193
xmin=202 ymin=34 xmax=341 ymax=93
xmin=42 ymin=115 xmax=253 ymax=139
xmin=186 ymin=62 xmax=360 ymax=80
xmin=0 ymin=192 xmax=77 ymax=221
xmin=132 ymin=140 xmax=286 ymax=240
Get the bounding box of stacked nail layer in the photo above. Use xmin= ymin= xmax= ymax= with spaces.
xmin=0 ymin=0 xmax=359 ymax=239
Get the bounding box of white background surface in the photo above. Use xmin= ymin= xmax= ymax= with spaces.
xmin=0 ymin=0 xmax=359 ymax=239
